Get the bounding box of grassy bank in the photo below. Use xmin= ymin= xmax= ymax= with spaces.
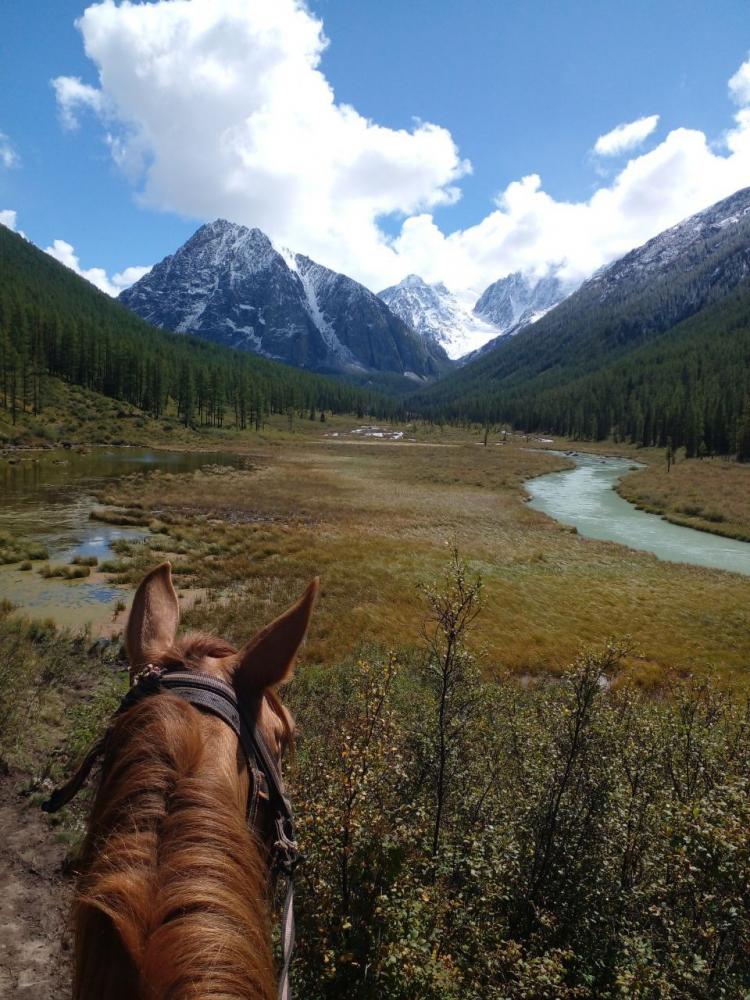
xmin=617 ymin=455 xmax=750 ymax=542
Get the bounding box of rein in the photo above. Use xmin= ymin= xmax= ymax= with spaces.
xmin=42 ymin=666 xmax=301 ymax=1000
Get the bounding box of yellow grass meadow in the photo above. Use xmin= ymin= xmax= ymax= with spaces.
xmin=91 ymin=420 xmax=750 ymax=690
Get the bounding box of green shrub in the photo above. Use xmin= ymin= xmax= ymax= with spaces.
xmin=287 ymin=555 xmax=750 ymax=999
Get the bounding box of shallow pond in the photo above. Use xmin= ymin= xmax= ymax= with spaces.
xmin=526 ymin=451 xmax=750 ymax=577
xmin=0 ymin=447 xmax=242 ymax=627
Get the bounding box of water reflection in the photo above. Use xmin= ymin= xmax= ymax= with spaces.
xmin=0 ymin=447 xmax=241 ymax=626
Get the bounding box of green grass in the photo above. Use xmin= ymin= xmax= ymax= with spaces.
xmin=0 ymin=530 xmax=48 ymax=565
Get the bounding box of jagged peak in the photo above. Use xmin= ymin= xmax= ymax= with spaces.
xmin=401 ymin=273 xmax=427 ymax=287
xmin=192 ymin=218 xmax=273 ymax=247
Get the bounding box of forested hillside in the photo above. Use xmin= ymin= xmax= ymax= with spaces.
xmin=0 ymin=225 xmax=392 ymax=430
xmin=418 ymin=281 xmax=750 ymax=457
xmin=411 ymin=188 xmax=750 ymax=456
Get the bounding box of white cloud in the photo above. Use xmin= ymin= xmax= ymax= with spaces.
xmin=44 ymin=238 xmax=150 ymax=295
xmin=593 ymin=114 xmax=660 ymax=157
xmin=0 ymin=209 xmax=18 ymax=231
xmin=52 ymin=0 xmax=468 ymax=290
xmin=0 ymin=132 xmax=19 ymax=168
xmin=52 ymin=76 xmax=106 ymax=130
xmin=54 ymin=2 xmax=750 ymax=296
xmin=729 ymin=54 xmax=750 ymax=105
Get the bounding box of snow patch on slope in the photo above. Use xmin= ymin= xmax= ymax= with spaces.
xmin=378 ymin=275 xmax=501 ymax=359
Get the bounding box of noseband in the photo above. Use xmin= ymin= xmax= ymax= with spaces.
xmin=43 ymin=666 xmax=300 ymax=1000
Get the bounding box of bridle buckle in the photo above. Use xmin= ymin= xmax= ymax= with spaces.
xmin=273 ymin=815 xmax=303 ymax=878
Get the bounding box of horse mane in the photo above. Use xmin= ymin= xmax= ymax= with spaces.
xmin=73 ymin=633 xmax=278 ymax=1000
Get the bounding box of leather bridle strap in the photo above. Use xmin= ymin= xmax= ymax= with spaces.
xmin=157 ymin=671 xmax=268 ymax=824
xmin=42 ymin=668 xmax=300 ymax=1000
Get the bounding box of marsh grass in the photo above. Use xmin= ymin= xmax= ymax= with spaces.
xmin=0 ymin=530 xmax=48 ymax=565
xmin=93 ymin=432 xmax=750 ymax=688
xmin=90 ymin=507 xmax=150 ymax=527
xmin=40 ymin=563 xmax=91 ymax=580
xmin=618 ymin=457 xmax=750 ymax=541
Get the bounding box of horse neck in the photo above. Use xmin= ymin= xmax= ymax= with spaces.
xmin=73 ymin=695 xmax=277 ymax=1000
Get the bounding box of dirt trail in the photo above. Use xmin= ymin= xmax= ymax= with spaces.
xmin=0 ymin=774 xmax=72 ymax=998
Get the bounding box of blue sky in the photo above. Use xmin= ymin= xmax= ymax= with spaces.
xmin=1 ymin=0 xmax=749 ymax=296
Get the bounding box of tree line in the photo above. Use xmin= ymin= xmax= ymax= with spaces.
xmin=410 ymin=276 xmax=750 ymax=459
xmin=0 ymin=224 xmax=401 ymax=430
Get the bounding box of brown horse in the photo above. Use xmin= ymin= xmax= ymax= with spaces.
xmin=71 ymin=562 xmax=318 ymax=1000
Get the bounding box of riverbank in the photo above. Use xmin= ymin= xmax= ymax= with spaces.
xmin=526 ymin=451 xmax=750 ymax=576
xmin=524 ymin=437 xmax=750 ymax=544
xmin=616 ymin=456 xmax=750 ymax=542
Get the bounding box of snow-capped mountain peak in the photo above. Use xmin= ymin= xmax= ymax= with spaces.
xmin=119 ymin=220 xmax=447 ymax=378
xmin=378 ymin=274 xmax=500 ymax=360
xmin=473 ymin=271 xmax=569 ymax=333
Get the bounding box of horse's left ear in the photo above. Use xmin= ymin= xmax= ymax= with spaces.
xmin=233 ymin=578 xmax=320 ymax=695
xmin=125 ymin=562 xmax=180 ymax=679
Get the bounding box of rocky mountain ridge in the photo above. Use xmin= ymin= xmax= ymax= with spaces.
xmin=377 ymin=275 xmax=499 ymax=359
xmin=409 ymin=184 xmax=750 ymax=420
xmin=120 ymin=220 xmax=448 ymax=379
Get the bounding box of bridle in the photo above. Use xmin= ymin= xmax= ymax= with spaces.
xmin=42 ymin=665 xmax=301 ymax=1000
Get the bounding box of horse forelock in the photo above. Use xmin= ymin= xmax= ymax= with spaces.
xmin=73 ymin=680 xmax=277 ymax=1000
xmin=155 ymin=632 xmax=296 ymax=754
xmin=155 ymin=631 xmax=238 ymax=670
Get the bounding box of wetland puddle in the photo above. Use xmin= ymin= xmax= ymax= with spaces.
xmin=0 ymin=447 xmax=242 ymax=627
xmin=527 ymin=452 xmax=750 ymax=577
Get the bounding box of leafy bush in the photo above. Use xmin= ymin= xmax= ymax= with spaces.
xmin=287 ymin=554 xmax=750 ymax=999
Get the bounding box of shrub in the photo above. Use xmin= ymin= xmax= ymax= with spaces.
xmin=287 ymin=556 xmax=750 ymax=999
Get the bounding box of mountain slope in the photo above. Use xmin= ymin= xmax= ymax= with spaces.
xmin=411 ymin=186 xmax=750 ymax=455
xmin=378 ymin=275 xmax=500 ymax=359
xmin=473 ymin=271 xmax=568 ymax=333
xmin=120 ymin=220 xmax=447 ymax=379
xmin=0 ymin=222 xmax=395 ymax=437
xmin=293 ymin=257 xmax=447 ymax=376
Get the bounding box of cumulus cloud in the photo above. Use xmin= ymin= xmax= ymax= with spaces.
xmin=52 ymin=76 xmax=106 ymax=130
xmin=593 ymin=114 xmax=660 ymax=157
xmin=45 ymin=238 xmax=150 ymax=295
xmin=729 ymin=53 xmax=750 ymax=105
xmin=54 ymin=1 xmax=750 ymax=296
xmin=52 ymin=0 xmax=468 ymax=290
xmin=0 ymin=132 xmax=19 ymax=168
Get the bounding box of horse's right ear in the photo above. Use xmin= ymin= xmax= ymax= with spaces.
xmin=233 ymin=578 xmax=320 ymax=696
xmin=125 ymin=562 xmax=180 ymax=680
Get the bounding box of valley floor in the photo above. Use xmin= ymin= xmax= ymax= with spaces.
xmin=3 ymin=382 xmax=750 ymax=686
xmin=80 ymin=420 xmax=750 ymax=690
